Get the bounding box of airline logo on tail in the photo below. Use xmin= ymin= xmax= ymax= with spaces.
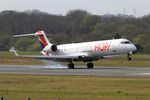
xmin=35 ymin=31 xmax=50 ymax=49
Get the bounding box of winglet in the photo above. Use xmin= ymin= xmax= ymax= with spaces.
xmin=9 ymin=47 xmax=19 ymax=56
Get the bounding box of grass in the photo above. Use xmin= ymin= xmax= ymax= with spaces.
xmin=0 ymin=52 xmax=150 ymax=100
xmin=0 ymin=75 xmax=150 ymax=100
xmin=0 ymin=51 xmax=43 ymax=65
xmin=0 ymin=51 xmax=150 ymax=67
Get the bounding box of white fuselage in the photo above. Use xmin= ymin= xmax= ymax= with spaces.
xmin=48 ymin=38 xmax=137 ymax=58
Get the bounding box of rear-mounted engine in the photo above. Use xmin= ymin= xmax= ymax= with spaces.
xmin=43 ymin=44 xmax=57 ymax=53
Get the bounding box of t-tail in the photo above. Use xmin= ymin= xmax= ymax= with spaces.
xmin=13 ymin=31 xmax=51 ymax=49
xmin=35 ymin=31 xmax=50 ymax=49
xmin=13 ymin=31 xmax=57 ymax=56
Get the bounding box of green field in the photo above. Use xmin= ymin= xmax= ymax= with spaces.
xmin=0 ymin=52 xmax=150 ymax=100
xmin=0 ymin=51 xmax=42 ymax=65
xmin=0 ymin=51 xmax=150 ymax=67
xmin=0 ymin=75 xmax=150 ymax=100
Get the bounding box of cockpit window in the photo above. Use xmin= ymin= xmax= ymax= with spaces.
xmin=121 ymin=41 xmax=131 ymax=44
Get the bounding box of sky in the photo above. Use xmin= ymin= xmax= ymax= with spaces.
xmin=0 ymin=0 xmax=150 ymax=17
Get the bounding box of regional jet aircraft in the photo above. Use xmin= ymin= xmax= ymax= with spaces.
xmin=11 ymin=31 xmax=137 ymax=69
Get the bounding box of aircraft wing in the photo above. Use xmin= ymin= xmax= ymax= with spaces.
xmin=19 ymin=54 xmax=86 ymax=62
xmin=10 ymin=47 xmax=89 ymax=62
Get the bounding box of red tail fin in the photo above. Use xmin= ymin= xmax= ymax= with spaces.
xmin=35 ymin=31 xmax=50 ymax=49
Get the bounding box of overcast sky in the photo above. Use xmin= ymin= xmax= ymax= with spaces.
xmin=0 ymin=0 xmax=150 ymax=17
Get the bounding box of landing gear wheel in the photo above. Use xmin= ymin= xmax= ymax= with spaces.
xmin=87 ymin=63 xmax=94 ymax=69
xmin=128 ymin=57 xmax=132 ymax=61
xmin=68 ymin=63 xmax=74 ymax=69
xmin=127 ymin=53 xmax=132 ymax=61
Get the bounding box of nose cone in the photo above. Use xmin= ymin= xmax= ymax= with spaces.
xmin=132 ymin=44 xmax=137 ymax=53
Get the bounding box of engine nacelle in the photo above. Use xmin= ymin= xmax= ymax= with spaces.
xmin=43 ymin=44 xmax=57 ymax=53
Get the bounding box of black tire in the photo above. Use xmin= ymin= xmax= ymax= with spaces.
xmin=128 ymin=57 xmax=132 ymax=61
xmin=87 ymin=63 xmax=91 ymax=69
xmin=68 ymin=63 xmax=74 ymax=69
xmin=127 ymin=53 xmax=132 ymax=61
xmin=71 ymin=63 xmax=74 ymax=69
xmin=90 ymin=63 xmax=94 ymax=69
xmin=87 ymin=63 xmax=94 ymax=69
xmin=68 ymin=64 xmax=71 ymax=69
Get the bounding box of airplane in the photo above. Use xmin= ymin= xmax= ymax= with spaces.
xmin=11 ymin=31 xmax=137 ymax=69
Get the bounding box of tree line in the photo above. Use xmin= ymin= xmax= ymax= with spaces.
xmin=0 ymin=9 xmax=150 ymax=53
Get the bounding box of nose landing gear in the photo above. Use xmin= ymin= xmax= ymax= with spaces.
xmin=127 ymin=53 xmax=132 ymax=61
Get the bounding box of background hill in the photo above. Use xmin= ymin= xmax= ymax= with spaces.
xmin=0 ymin=9 xmax=149 ymax=53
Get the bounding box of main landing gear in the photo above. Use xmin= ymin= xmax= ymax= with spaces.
xmin=87 ymin=62 xmax=94 ymax=69
xmin=67 ymin=62 xmax=94 ymax=69
xmin=68 ymin=62 xmax=74 ymax=69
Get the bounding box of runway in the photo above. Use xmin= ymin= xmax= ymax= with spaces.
xmin=0 ymin=65 xmax=150 ymax=77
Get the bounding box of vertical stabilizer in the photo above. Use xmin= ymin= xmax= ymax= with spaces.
xmin=13 ymin=30 xmax=52 ymax=50
xmin=35 ymin=31 xmax=50 ymax=49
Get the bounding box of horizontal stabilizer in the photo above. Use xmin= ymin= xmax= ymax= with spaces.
xmin=13 ymin=34 xmax=35 ymax=38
